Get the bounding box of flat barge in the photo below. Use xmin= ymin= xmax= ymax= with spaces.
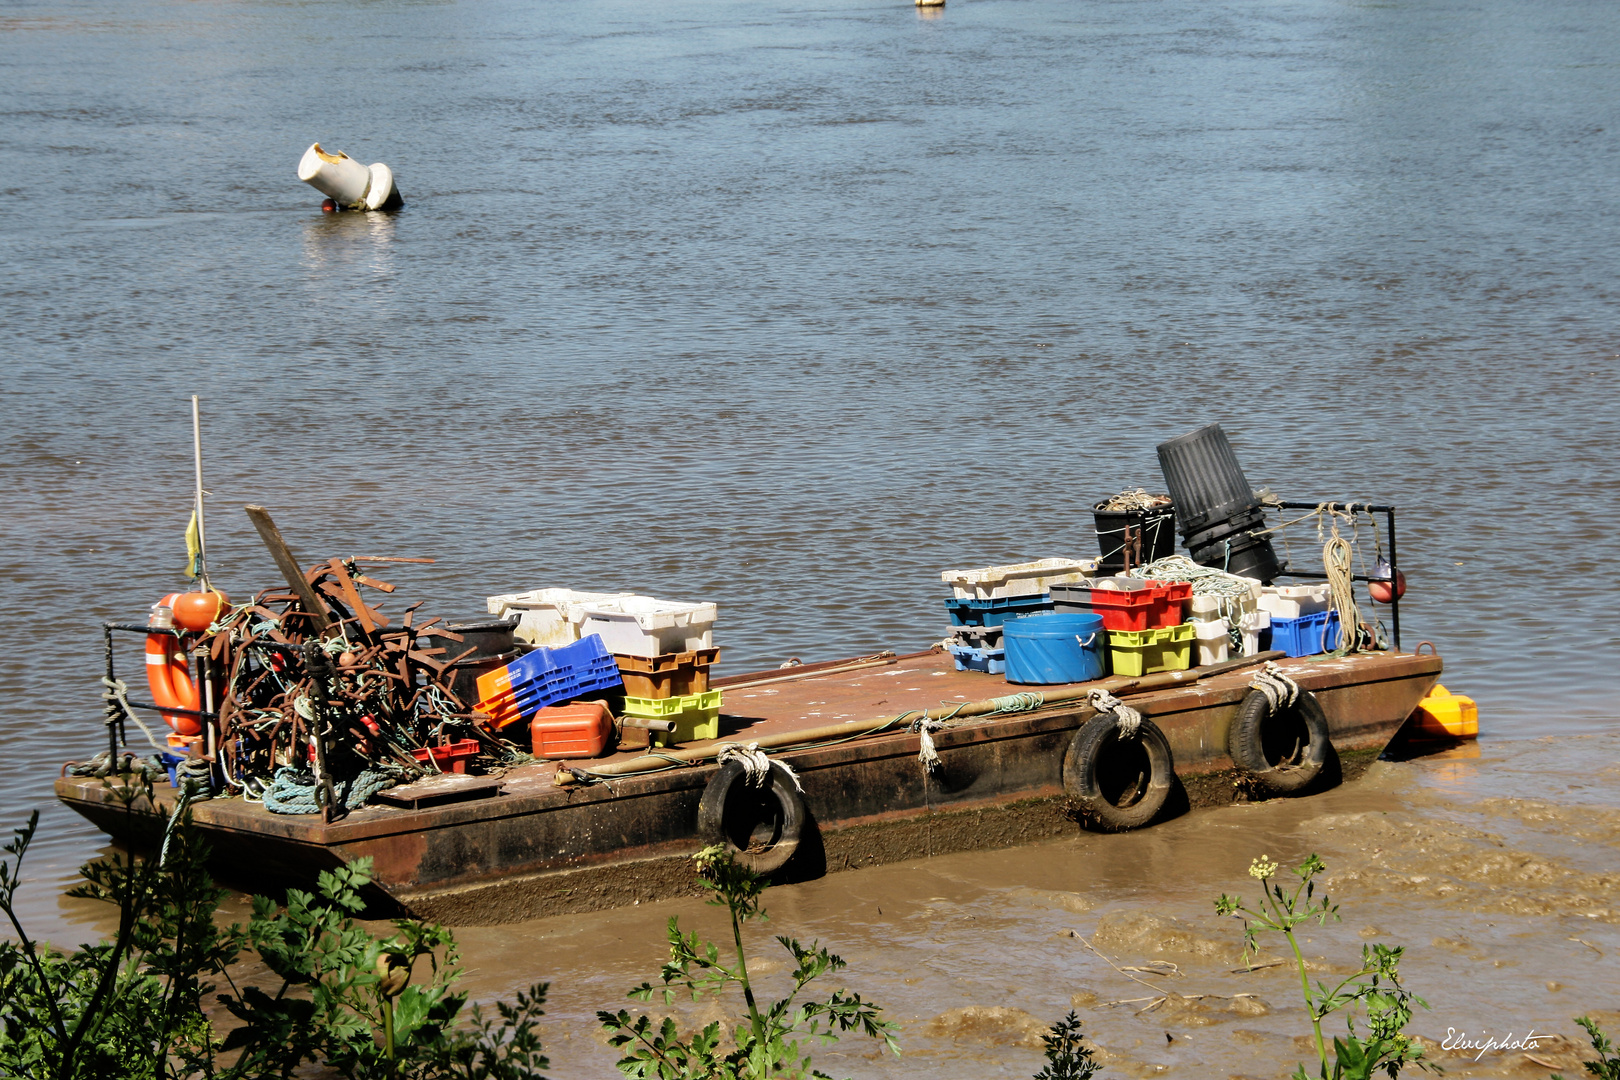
xmin=57 ymin=645 xmax=1441 ymax=924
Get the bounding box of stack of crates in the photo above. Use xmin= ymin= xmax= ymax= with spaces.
xmin=474 ymin=634 xmax=624 ymax=730
xmin=1258 ymin=585 xmax=1340 ymax=657
xmin=1052 ymin=577 xmax=1193 ymax=676
xmin=578 ymin=596 xmax=721 ymax=747
xmin=941 ymin=559 xmax=1095 ymax=674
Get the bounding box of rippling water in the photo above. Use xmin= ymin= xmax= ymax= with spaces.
xmin=2 ymin=0 xmax=1617 ymax=983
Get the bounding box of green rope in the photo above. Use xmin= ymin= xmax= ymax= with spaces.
xmin=264 ymin=766 xmax=399 ymax=815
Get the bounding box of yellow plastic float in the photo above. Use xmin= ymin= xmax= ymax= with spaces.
xmin=1410 ymin=684 xmax=1478 ymax=739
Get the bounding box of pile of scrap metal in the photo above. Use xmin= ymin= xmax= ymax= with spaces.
xmin=92 ymin=506 xmax=523 ymax=821
xmin=211 ymin=556 xmax=510 ymax=816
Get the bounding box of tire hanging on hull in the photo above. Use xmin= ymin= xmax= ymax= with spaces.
xmin=1062 ymin=711 xmax=1176 ymax=831
xmin=1226 ymin=687 xmax=1330 ymax=795
xmin=697 ymin=758 xmax=807 ymax=874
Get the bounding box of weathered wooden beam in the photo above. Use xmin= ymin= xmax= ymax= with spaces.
xmin=244 ymin=505 xmax=333 ymax=633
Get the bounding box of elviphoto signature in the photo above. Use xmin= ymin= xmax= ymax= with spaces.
xmin=1442 ymin=1028 xmax=1553 ymax=1061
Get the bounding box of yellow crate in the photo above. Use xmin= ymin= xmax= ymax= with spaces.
xmin=1106 ymin=624 xmax=1194 ymax=676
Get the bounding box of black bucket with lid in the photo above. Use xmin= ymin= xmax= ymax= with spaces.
xmin=1093 ymin=497 xmax=1178 ymax=574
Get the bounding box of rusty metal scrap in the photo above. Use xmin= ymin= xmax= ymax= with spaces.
xmin=208 ymin=556 xmax=514 ymax=808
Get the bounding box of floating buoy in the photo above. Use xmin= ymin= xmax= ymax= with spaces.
xmin=916 ymin=0 xmax=945 ymax=7
xmin=1410 ymin=684 xmax=1478 ymax=740
xmin=297 ymin=143 xmax=403 ymax=211
xmin=1368 ymin=556 xmax=1406 ymax=604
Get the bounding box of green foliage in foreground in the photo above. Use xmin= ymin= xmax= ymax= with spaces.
xmin=1032 ymin=1011 xmax=1099 ymax=1080
xmin=1554 ymin=1016 xmax=1620 ymax=1080
xmin=1215 ymin=853 xmax=1432 ymax=1080
xmin=0 ymin=774 xmax=548 ymax=1080
xmin=598 ymin=844 xmax=901 ymax=1079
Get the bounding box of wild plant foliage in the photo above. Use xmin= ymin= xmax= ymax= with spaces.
xmin=598 ymin=845 xmax=900 ymax=1079
xmin=0 ymin=775 xmax=549 ymax=1080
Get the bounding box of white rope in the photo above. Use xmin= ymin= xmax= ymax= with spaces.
xmin=1248 ymin=661 xmax=1300 ymax=713
xmin=102 ymin=676 xmax=169 ymax=753
xmin=717 ymin=741 xmax=802 ymax=792
xmin=1322 ymin=530 xmax=1360 ymax=654
xmin=1086 ymin=688 xmax=1142 ymax=737
xmin=915 ymin=721 xmax=942 ymax=772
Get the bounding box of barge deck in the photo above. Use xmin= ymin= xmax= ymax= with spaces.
xmin=56 ymin=647 xmax=1441 ymax=923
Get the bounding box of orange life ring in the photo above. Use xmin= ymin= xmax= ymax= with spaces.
xmin=147 ymin=593 xmax=202 ymax=735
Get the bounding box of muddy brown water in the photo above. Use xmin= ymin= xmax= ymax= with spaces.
xmin=4 ymin=0 xmax=1620 ymax=1073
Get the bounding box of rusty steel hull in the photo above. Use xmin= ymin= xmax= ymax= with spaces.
xmin=56 ymin=649 xmax=1440 ymax=923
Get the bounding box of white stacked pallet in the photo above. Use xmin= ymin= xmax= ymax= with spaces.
xmin=941 ymin=558 xmax=1099 ymax=600
xmin=579 ymin=596 xmax=717 ymax=658
xmin=486 ymin=588 xmax=635 ymax=647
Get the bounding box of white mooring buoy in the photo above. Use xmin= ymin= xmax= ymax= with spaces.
xmin=297 ymin=143 xmax=402 ymax=211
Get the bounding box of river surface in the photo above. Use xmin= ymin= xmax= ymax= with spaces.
xmin=2 ymin=0 xmax=1617 ymax=1072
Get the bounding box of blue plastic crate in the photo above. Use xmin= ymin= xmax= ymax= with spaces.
xmin=1268 ymin=610 xmax=1343 ymax=657
xmin=947 ymin=643 xmax=1006 ymax=674
xmin=485 ymin=635 xmax=623 ymax=717
xmin=943 ymin=594 xmax=1054 ymax=627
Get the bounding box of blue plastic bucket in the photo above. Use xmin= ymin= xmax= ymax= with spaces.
xmin=1003 ymin=612 xmax=1107 ymax=685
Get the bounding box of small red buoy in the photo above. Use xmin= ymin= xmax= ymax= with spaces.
xmin=321 ymin=198 xmax=338 ymax=213
xmin=1369 ymin=558 xmax=1406 ymax=604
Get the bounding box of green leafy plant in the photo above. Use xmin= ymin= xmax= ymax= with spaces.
xmin=0 ymin=776 xmax=549 ymax=1080
xmin=1033 ymin=1010 xmax=1099 ymax=1080
xmin=598 ymin=844 xmax=900 ymax=1079
xmin=1553 ymin=1016 xmax=1620 ymax=1080
xmin=1215 ymin=853 xmax=1431 ymax=1080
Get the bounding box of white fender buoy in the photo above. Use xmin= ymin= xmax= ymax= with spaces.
xmin=297 ymin=143 xmax=402 ymax=211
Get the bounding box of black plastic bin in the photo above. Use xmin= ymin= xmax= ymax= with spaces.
xmin=1156 ymin=423 xmax=1285 ymax=583
xmin=419 ymin=616 xmax=520 ymax=706
xmin=1093 ymin=499 xmax=1177 ymax=574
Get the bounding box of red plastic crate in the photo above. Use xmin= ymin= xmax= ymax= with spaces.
xmin=412 ymin=739 xmax=481 ymax=774
xmin=1147 ymin=580 xmax=1192 ymax=628
xmin=1085 ymin=585 xmax=1163 ymax=631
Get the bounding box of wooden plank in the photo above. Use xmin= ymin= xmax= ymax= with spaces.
xmin=372 ymin=773 xmax=503 ymax=809
xmin=243 ymin=505 xmax=332 ymax=633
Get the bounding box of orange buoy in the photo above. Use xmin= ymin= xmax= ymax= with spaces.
xmin=1368 ymin=557 xmax=1406 ymax=604
xmin=172 ymin=588 xmax=229 ymax=633
xmin=147 ymin=593 xmax=202 ymax=735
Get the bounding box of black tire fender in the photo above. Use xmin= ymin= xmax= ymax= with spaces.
xmin=1062 ymin=711 xmax=1176 ymax=831
xmin=1227 ymin=687 xmax=1330 ymax=795
xmin=696 ymin=759 xmax=807 ymax=875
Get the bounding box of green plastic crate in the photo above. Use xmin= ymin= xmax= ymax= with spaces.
xmin=621 ymin=689 xmax=722 ymax=718
xmin=1106 ymin=623 xmax=1194 ymax=676
xmin=623 ymin=690 xmax=723 ymax=747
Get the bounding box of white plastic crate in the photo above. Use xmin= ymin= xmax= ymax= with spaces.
xmin=1258 ymin=584 xmax=1330 ymax=620
xmin=1188 ymin=589 xmax=1258 ymax=623
xmin=486 ymin=588 xmax=636 ymax=647
xmin=941 ymin=558 xmax=1099 ymax=600
xmin=1194 ymin=618 xmax=1230 ymax=666
xmin=579 ymin=596 xmax=717 ymax=657
xmin=1239 ymin=611 xmax=1271 ymax=657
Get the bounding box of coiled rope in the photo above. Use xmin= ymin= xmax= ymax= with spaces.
xmin=1086 ymin=688 xmax=1142 ymax=737
xmin=1248 ymin=661 xmax=1300 ymax=713
xmin=263 ymin=765 xmax=400 ymax=815
xmin=1322 ymin=531 xmax=1360 ymax=655
xmin=716 ymin=742 xmax=802 ymax=791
